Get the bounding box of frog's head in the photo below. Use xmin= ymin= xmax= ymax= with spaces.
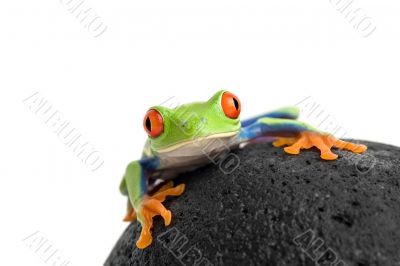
xmin=143 ymin=90 xmax=241 ymax=153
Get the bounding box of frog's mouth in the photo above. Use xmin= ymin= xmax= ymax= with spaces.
xmin=155 ymin=131 xmax=239 ymax=154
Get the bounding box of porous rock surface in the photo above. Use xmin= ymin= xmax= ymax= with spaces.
xmin=105 ymin=141 xmax=400 ymax=266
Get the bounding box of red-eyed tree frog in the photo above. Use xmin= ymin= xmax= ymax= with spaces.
xmin=119 ymin=90 xmax=367 ymax=249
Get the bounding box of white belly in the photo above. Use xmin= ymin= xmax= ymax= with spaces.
xmin=156 ymin=132 xmax=239 ymax=170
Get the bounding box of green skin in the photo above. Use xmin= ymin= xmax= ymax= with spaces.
xmin=119 ymin=90 xmax=364 ymax=249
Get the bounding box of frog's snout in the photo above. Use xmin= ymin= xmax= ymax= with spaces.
xmin=176 ymin=116 xmax=207 ymax=135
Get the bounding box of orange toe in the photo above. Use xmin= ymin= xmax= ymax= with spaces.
xmin=162 ymin=210 xmax=172 ymax=226
xmin=353 ymin=144 xmax=367 ymax=153
xmin=151 ymin=183 xmax=185 ymax=202
xmin=321 ymin=152 xmax=338 ymax=160
xmin=273 ymin=137 xmax=296 ymax=147
xmin=136 ymin=230 xmax=152 ymax=249
xmin=123 ymin=211 xmax=136 ymax=222
xmin=284 ymin=146 xmax=300 ymax=155
xmin=123 ymin=202 xmax=137 ymax=222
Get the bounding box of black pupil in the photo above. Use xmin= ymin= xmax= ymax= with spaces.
xmin=146 ymin=117 xmax=152 ymax=131
xmin=233 ymin=98 xmax=239 ymax=110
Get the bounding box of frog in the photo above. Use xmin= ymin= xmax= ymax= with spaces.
xmin=119 ymin=90 xmax=367 ymax=249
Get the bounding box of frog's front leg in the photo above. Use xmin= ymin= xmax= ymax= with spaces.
xmin=122 ymin=181 xmax=180 ymax=222
xmin=121 ymin=158 xmax=185 ymax=249
xmin=240 ymin=117 xmax=367 ymax=160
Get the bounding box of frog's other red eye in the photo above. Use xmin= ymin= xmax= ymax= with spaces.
xmin=221 ymin=91 xmax=241 ymax=119
xmin=143 ymin=109 xmax=164 ymax=138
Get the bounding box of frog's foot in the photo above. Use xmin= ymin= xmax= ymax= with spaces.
xmin=273 ymin=131 xmax=367 ymax=160
xmin=135 ymin=182 xmax=185 ymax=249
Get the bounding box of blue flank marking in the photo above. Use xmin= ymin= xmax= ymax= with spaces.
xmin=139 ymin=157 xmax=160 ymax=196
xmin=240 ymin=120 xmax=310 ymax=141
xmin=241 ymin=111 xmax=297 ymax=127
xmin=140 ymin=157 xmax=160 ymax=170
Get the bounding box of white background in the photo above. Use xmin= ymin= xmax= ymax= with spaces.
xmin=1 ymin=0 xmax=399 ymax=265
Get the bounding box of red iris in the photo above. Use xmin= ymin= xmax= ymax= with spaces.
xmin=221 ymin=91 xmax=241 ymax=119
xmin=143 ymin=109 xmax=164 ymax=138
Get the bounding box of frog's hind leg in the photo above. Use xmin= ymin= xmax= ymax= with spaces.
xmin=245 ymin=117 xmax=367 ymax=161
xmin=241 ymin=106 xmax=300 ymax=127
xmin=277 ymin=131 xmax=367 ymax=160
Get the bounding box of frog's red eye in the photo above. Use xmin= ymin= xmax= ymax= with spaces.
xmin=143 ymin=109 xmax=164 ymax=138
xmin=221 ymin=91 xmax=241 ymax=119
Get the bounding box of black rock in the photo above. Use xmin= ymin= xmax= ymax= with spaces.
xmin=105 ymin=140 xmax=400 ymax=266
